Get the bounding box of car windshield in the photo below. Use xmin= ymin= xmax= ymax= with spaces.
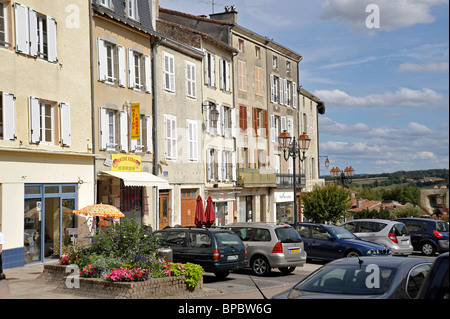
xmin=290 ymin=264 xmax=397 ymax=297
xmin=328 ymin=226 xmax=356 ymax=239
xmin=436 ymin=221 xmax=449 ymax=232
xmin=275 ymin=227 xmax=303 ymax=243
xmin=214 ymin=232 xmax=242 ymax=247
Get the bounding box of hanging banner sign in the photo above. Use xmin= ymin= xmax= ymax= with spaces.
xmin=111 ymin=154 xmax=142 ymax=172
xmin=131 ymin=103 xmax=140 ymax=140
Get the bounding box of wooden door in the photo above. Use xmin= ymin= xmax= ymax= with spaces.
xmin=181 ymin=189 xmax=197 ymax=226
xmin=159 ymin=193 xmax=169 ymax=229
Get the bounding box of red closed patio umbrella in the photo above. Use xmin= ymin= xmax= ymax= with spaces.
xmin=205 ymin=196 xmax=216 ymax=228
xmin=195 ymin=195 xmax=206 ymax=228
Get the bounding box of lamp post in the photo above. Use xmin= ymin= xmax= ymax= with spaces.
xmin=278 ymin=130 xmax=311 ymax=229
xmin=330 ymin=166 xmax=355 ymax=186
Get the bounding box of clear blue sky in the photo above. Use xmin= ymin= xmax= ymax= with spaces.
xmin=160 ymin=0 xmax=449 ymax=175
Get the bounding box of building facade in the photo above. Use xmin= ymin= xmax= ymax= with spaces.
xmin=0 ymin=0 xmax=93 ymax=268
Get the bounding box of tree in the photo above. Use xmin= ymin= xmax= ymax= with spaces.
xmin=302 ymin=183 xmax=352 ymax=224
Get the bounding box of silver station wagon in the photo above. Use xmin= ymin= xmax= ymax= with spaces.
xmin=341 ymin=219 xmax=413 ymax=256
xmin=223 ymin=222 xmax=307 ymax=276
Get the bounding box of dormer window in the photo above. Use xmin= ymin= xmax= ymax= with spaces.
xmin=125 ymin=0 xmax=138 ymax=20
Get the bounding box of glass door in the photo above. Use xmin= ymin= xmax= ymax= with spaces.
xmin=24 ymin=198 xmax=42 ymax=264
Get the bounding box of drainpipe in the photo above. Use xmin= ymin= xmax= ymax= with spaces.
xmin=89 ymin=1 xmax=97 ymax=204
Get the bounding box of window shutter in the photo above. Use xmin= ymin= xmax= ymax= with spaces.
xmin=288 ymin=118 xmax=294 ymax=137
xmin=225 ymin=61 xmax=231 ymax=92
xmin=187 ymin=120 xmax=198 ymax=161
xmin=171 ymin=117 xmax=177 ymax=159
xmin=127 ymin=48 xmax=135 ymax=89
xmin=264 ymin=110 xmax=268 ymax=139
xmin=217 ymin=149 xmax=222 ymax=181
xmin=210 ymin=54 xmax=215 ymax=87
xmin=218 ymin=105 xmax=224 ymax=136
xmin=232 ymin=151 xmax=237 ymax=182
xmin=207 ymin=150 xmax=212 ymax=181
xmin=97 ymin=38 xmax=107 ymax=82
xmin=231 ymin=107 xmax=236 ymax=139
xmin=119 ymin=111 xmax=128 ymax=152
xmin=117 ymin=45 xmax=126 ymax=87
xmin=270 ymin=74 xmax=275 ymax=103
xmin=281 ymin=116 xmax=286 ymax=132
xmin=204 ymin=53 xmax=210 ymax=86
xmin=15 ymin=3 xmax=29 ymax=54
xmin=144 ymin=55 xmax=151 ymax=93
xmin=28 ymin=9 xmax=38 ymax=57
xmin=29 ymin=96 xmax=40 ymax=143
xmin=279 ymin=77 xmax=284 ymax=105
xmin=252 ymin=107 xmax=258 ymax=137
xmin=284 ymin=79 xmax=289 ymax=106
xmin=219 ymin=59 xmax=224 ymax=90
xmin=60 ymin=102 xmax=71 ymax=146
xmin=99 ymin=107 xmax=108 ymax=150
xmin=293 ymin=82 xmax=297 ymax=108
xmin=146 ymin=116 xmax=153 ymax=153
xmin=2 ymin=93 xmax=16 ymax=141
xmin=46 ymin=16 xmax=57 ymax=63
xmin=169 ymin=55 xmax=175 ymax=92
xmin=205 ymin=102 xmax=210 ymax=135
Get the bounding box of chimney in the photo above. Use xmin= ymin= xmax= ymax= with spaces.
xmin=210 ymin=5 xmax=238 ymax=24
xmin=357 ymin=199 xmax=362 ymax=208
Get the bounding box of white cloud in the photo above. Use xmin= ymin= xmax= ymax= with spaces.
xmin=319 ymin=0 xmax=448 ymax=32
xmin=314 ymin=87 xmax=446 ymax=109
xmin=399 ymin=62 xmax=449 ymax=72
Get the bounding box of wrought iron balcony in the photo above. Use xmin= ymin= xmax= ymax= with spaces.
xmin=276 ymin=174 xmax=306 ymax=188
xmin=237 ymin=168 xmax=277 ymax=187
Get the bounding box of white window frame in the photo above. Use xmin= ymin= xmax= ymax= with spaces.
xmin=36 ymin=14 xmax=48 ymax=59
xmin=39 ymin=101 xmax=55 ymax=144
xmin=99 ymin=0 xmax=112 ymax=9
xmin=0 ymin=92 xmax=15 ymax=141
xmin=0 ymin=1 xmax=9 ymax=48
xmin=163 ymin=51 xmax=175 ymax=93
xmin=99 ymin=107 xmax=116 ymax=151
xmin=125 ymin=0 xmax=138 ymax=21
xmin=187 ymin=119 xmax=198 ymax=161
xmin=105 ymin=42 xmax=115 ymax=84
xmin=205 ymin=52 xmax=215 ymax=87
xmin=185 ymin=61 xmax=196 ymax=99
xmin=219 ymin=58 xmax=230 ymax=92
xmin=165 ymin=114 xmax=177 ymax=160
xmin=130 ymin=117 xmax=143 ymax=153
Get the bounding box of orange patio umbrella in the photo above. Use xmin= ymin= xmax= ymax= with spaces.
xmin=72 ymin=204 xmax=125 ymax=218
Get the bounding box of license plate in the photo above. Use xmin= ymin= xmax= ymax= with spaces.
xmin=227 ymin=255 xmax=238 ymax=261
xmin=290 ymin=249 xmax=300 ymax=253
xmin=401 ymin=240 xmax=409 ymax=244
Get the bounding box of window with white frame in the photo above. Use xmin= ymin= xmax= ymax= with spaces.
xmin=0 ymin=1 xmax=9 ymax=48
xmin=185 ymin=61 xmax=196 ymax=99
xmin=270 ymin=114 xmax=280 ymax=143
xmin=205 ymin=52 xmax=215 ymax=87
xmin=163 ymin=51 xmax=175 ymax=93
xmin=270 ymin=75 xmax=280 ymax=103
xmin=130 ymin=116 xmax=144 ymax=153
xmin=99 ymin=107 xmax=116 ymax=151
xmin=125 ymin=0 xmax=138 ymax=20
xmin=98 ymin=0 xmax=112 ymax=9
xmin=29 ymin=97 xmax=71 ymax=146
xmin=15 ymin=3 xmax=57 ymax=62
xmin=187 ymin=120 xmax=198 ymax=161
xmin=128 ymin=49 xmax=143 ymax=90
xmin=272 ymin=55 xmax=278 ymax=69
xmin=219 ymin=58 xmax=231 ymax=92
xmin=1 ymin=92 xmax=15 ymax=141
xmin=165 ymin=114 xmax=177 ymax=160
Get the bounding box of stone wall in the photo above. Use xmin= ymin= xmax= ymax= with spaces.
xmin=39 ymin=263 xmax=201 ymax=299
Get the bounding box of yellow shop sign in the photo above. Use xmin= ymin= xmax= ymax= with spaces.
xmin=131 ymin=103 xmax=140 ymax=140
xmin=111 ymin=154 xmax=142 ymax=172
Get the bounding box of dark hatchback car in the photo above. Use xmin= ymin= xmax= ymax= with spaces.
xmin=394 ymin=218 xmax=449 ymax=256
xmin=417 ymin=252 xmax=449 ymax=299
xmin=155 ymin=227 xmax=247 ymax=278
xmin=295 ymin=223 xmax=391 ymax=260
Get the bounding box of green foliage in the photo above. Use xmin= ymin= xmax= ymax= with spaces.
xmin=302 ymin=183 xmax=352 ymax=224
xmin=353 ymin=207 xmax=393 ymax=220
xmin=183 ymin=263 xmax=204 ymax=289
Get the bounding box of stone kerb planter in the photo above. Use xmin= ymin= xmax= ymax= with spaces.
xmin=39 ymin=262 xmax=202 ymax=299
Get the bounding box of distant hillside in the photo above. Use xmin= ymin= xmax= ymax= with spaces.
xmin=324 ymin=169 xmax=449 ymax=188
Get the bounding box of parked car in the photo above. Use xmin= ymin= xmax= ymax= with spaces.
xmin=223 ymin=222 xmax=307 ymax=276
xmin=294 ymin=223 xmax=392 ymax=261
xmin=394 ymin=218 xmax=449 ymax=256
xmin=273 ymin=256 xmax=434 ymax=299
xmin=340 ymin=219 xmax=413 ymax=256
xmin=155 ymin=227 xmax=247 ymax=279
xmin=417 ymin=252 xmax=449 ymax=299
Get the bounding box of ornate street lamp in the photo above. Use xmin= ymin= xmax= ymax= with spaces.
xmin=278 ymin=131 xmax=311 ymax=229
xmin=330 ymin=166 xmax=355 ymax=186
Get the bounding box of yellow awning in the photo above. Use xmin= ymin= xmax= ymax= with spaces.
xmin=100 ymin=171 xmax=169 ymax=188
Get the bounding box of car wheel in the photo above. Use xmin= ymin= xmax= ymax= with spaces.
xmin=214 ymin=270 xmax=230 ymax=279
xmin=251 ymin=256 xmax=270 ymax=276
xmin=278 ymin=267 xmax=296 ymax=275
xmin=421 ymin=242 xmax=436 ymax=256
xmin=345 ymin=250 xmax=361 ymax=258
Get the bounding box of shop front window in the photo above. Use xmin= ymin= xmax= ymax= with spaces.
xmin=276 ymin=202 xmax=294 ymax=224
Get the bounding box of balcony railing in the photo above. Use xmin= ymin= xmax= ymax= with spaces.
xmin=276 ymin=174 xmax=306 ymax=188
xmin=237 ymin=168 xmax=277 ymax=187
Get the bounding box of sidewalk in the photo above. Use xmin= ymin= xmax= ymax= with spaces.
xmin=0 ymin=262 xmax=322 ymax=299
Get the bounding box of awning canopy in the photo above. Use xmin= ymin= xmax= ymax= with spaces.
xmin=99 ymin=171 xmax=170 ymax=188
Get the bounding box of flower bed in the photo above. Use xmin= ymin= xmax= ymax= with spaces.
xmin=40 ymin=263 xmax=202 ymax=299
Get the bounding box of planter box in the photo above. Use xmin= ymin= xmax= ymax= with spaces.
xmin=39 ymin=262 xmax=202 ymax=299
